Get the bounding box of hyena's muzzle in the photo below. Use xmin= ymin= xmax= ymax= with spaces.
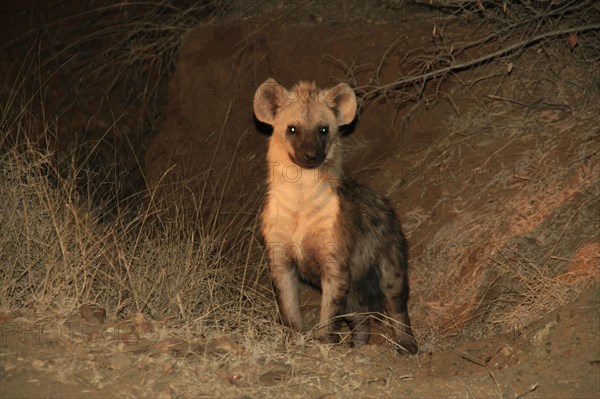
xmin=286 ymin=125 xmax=329 ymax=169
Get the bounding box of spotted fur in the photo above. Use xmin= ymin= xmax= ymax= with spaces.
xmin=254 ymin=78 xmax=418 ymax=354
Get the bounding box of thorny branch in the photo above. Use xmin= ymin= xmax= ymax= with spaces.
xmin=358 ymin=23 xmax=600 ymax=102
xmin=328 ymin=1 xmax=600 ymax=108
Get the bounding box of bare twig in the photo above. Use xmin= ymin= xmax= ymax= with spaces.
xmin=516 ymin=383 xmax=540 ymax=399
xmin=358 ymin=23 xmax=600 ymax=101
xmin=487 ymin=95 xmax=570 ymax=110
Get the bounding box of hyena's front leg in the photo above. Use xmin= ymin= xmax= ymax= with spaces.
xmin=270 ymin=256 xmax=302 ymax=331
xmin=317 ymin=265 xmax=350 ymax=343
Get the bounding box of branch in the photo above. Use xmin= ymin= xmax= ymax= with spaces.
xmin=358 ymin=23 xmax=600 ymax=100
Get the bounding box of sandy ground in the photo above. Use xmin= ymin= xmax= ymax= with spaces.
xmin=1 ymin=283 xmax=598 ymax=398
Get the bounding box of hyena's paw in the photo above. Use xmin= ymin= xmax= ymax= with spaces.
xmin=395 ymin=335 xmax=419 ymax=355
xmin=315 ymin=328 xmax=340 ymax=344
xmin=350 ymin=336 xmax=369 ymax=348
xmin=318 ymin=334 xmax=341 ymax=344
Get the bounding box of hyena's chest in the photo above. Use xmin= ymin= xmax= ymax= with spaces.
xmin=262 ymin=182 xmax=340 ymax=282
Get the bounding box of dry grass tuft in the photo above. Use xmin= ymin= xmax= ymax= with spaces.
xmin=389 ymin=44 xmax=600 ymax=347
xmin=0 ymin=66 xmax=277 ymax=346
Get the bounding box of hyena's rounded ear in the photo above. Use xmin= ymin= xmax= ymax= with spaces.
xmin=254 ymin=78 xmax=288 ymax=124
xmin=322 ymin=83 xmax=357 ymax=126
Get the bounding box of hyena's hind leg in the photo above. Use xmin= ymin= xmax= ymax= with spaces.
xmin=382 ymin=266 xmax=419 ymax=355
xmin=345 ymin=291 xmax=370 ymax=347
xmin=346 ymin=314 xmax=370 ymax=347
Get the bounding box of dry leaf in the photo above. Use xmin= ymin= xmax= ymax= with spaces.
xmin=539 ymin=109 xmax=562 ymax=122
xmin=132 ymin=312 xmax=152 ymax=334
xmin=567 ymin=33 xmax=577 ymax=50
xmin=0 ymin=312 xmax=14 ymax=323
xmin=259 ymin=369 xmax=289 ymax=386
xmin=152 ymin=338 xmax=186 ymax=352
xmin=477 ymin=0 xmax=484 ymax=13
xmin=507 ymin=63 xmax=513 ymax=74
xmin=209 ymin=337 xmax=244 ymax=355
xmin=224 ymin=372 xmax=247 ymax=387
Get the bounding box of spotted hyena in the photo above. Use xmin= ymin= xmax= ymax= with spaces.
xmin=254 ymin=78 xmax=418 ymax=354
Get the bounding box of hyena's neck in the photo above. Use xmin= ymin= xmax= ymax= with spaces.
xmin=264 ymin=137 xmax=342 ymax=246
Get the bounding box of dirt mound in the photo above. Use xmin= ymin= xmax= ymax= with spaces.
xmin=143 ymin=22 xmax=432 ymax=215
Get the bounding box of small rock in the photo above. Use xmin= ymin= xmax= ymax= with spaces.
xmin=500 ymin=345 xmax=514 ymax=357
xmin=121 ymin=332 xmax=140 ymax=345
xmin=530 ymin=321 xmax=557 ymax=346
xmin=31 ymin=359 xmax=45 ymax=369
xmin=79 ymin=305 xmax=106 ymax=324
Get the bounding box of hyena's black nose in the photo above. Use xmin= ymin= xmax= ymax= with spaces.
xmin=303 ymin=151 xmax=318 ymax=162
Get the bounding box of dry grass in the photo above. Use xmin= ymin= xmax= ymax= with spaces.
xmin=0 ymin=58 xmax=277 ymax=346
xmin=0 ymin=137 xmax=278 ymax=338
xmin=386 ymin=42 xmax=600 ymax=347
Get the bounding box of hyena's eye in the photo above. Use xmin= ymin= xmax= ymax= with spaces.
xmin=287 ymin=125 xmax=299 ymax=135
xmin=319 ymin=126 xmax=329 ymax=135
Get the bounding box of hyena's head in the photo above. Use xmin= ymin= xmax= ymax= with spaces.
xmin=254 ymin=78 xmax=357 ymax=169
